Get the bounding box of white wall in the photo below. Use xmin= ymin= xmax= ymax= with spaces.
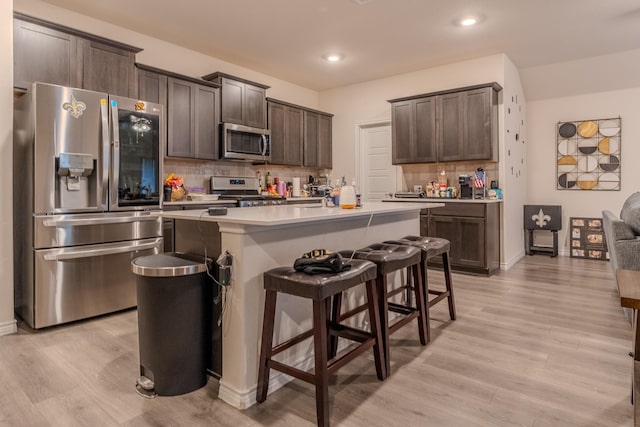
xmin=527 ymin=87 xmax=640 ymax=253
xmin=1 ymin=0 xmax=16 ymax=335
xmin=520 ymin=48 xmax=640 ymax=101
xmin=501 ymin=56 xmax=528 ymax=268
xmin=319 ymin=54 xmax=506 ymax=183
xmin=14 ymin=0 xmax=319 ymax=108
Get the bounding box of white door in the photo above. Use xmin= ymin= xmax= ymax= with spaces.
xmin=357 ymin=122 xmax=399 ymax=201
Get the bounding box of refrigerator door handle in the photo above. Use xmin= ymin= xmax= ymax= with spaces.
xmin=42 ymin=215 xmax=158 ymax=227
xmin=43 ymin=240 xmax=160 ymax=261
xmin=100 ymin=99 xmax=110 ymax=210
xmin=110 ymin=99 xmax=120 ymax=211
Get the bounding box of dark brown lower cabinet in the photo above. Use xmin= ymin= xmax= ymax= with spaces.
xmin=424 ymin=202 xmax=500 ymax=276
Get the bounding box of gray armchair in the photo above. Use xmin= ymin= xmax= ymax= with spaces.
xmin=603 ymin=192 xmax=640 ymax=321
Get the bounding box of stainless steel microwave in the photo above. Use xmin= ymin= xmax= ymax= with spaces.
xmin=221 ymin=122 xmax=270 ymax=162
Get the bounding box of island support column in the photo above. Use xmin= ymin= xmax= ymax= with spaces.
xmin=216 ymin=210 xmax=419 ymax=409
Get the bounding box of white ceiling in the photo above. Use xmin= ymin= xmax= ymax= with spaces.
xmin=41 ymin=0 xmax=640 ymax=91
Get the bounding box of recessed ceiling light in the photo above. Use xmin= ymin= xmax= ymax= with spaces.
xmin=324 ymin=53 xmax=344 ymax=62
xmin=460 ymin=17 xmax=477 ymax=26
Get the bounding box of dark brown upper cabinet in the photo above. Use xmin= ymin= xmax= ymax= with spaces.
xmin=304 ymin=110 xmax=333 ymax=169
xmin=137 ymin=64 xmax=220 ymax=160
xmin=463 ymin=87 xmax=499 ymax=161
xmin=13 ymin=13 xmax=141 ymax=97
xmin=389 ymin=82 xmax=501 ymax=164
xmin=166 ymin=78 xmax=220 ymax=160
xmin=138 ymin=67 xmax=168 ymax=105
xmin=267 ymin=99 xmax=303 ymax=166
xmin=79 ymin=39 xmax=137 ymax=97
xmin=267 ymin=98 xmax=332 ymax=169
xmin=202 ymin=72 xmax=269 ymax=129
xmin=391 ymin=97 xmax=438 ymax=164
xmin=13 ymin=18 xmax=79 ymax=90
xmin=437 ymin=92 xmax=465 ymax=162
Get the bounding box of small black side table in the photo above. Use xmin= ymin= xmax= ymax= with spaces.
xmin=524 ymin=205 xmax=562 ymax=257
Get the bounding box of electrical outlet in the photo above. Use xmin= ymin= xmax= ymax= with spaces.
xmin=413 ymin=185 xmax=423 ymax=193
xmin=216 ymin=251 xmax=233 ymax=286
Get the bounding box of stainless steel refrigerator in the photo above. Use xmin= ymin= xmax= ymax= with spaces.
xmin=13 ymin=82 xmax=164 ymax=329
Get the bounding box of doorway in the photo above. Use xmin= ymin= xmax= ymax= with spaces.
xmin=356 ymin=121 xmax=400 ymax=201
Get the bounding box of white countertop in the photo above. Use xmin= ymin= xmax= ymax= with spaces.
xmin=382 ymin=198 xmax=503 ymax=204
xmin=160 ymin=201 xmax=444 ymax=226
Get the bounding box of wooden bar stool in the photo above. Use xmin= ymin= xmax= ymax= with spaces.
xmin=256 ymin=258 xmax=384 ymax=427
xmin=386 ymin=236 xmax=456 ymax=322
xmin=337 ymin=243 xmax=427 ymax=377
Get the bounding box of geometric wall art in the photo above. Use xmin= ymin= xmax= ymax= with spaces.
xmin=557 ymin=117 xmax=621 ymax=190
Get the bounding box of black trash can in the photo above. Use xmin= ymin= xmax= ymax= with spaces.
xmin=131 ymin=252 xmax=212 ymax=397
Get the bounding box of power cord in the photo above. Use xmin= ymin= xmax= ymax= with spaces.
xmin=198 ymin=210 xmax=229 ymax=327
xmin=348 ymin=211 xmax=375 ymax=261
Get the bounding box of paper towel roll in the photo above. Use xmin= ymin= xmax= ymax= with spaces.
xmin=292 ymin=177 xmax=301 ymax=197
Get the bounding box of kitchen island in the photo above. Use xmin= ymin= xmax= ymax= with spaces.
xmin=160 ymin=202 xmax=442 ymax=409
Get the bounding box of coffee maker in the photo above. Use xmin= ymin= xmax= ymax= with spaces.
xmin=459 ymin=175 xmax=472 ymax=199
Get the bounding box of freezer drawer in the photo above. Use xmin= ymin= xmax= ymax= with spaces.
xmin=34 ymin=211 xmax=162 ymax=249
xmin=27 ymin=237 xmax=162 ymax=329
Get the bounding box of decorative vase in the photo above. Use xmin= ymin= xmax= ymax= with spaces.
xmin=163 ymin=185 xmax=172 ymax=202
xmin=171 ymin=185 xmax=186 ymax=201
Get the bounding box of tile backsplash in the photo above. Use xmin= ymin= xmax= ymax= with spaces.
xmin=163 ymin=158 xmax=326 ymax=191
xmin=401 ymin=161 xmax=499 ymax=191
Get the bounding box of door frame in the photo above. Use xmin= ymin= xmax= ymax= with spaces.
xmin=355 ymin=119 xmax=401 ymax=200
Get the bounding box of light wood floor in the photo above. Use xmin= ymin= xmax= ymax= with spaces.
xmin=0 ymin=256 xmax=633 ymax=426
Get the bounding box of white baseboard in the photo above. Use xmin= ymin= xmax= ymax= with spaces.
xmin=0 ymin=319 xmax=17 ymax=336
xmin=501 ymin=249 xmax=525 ymax=270
xmin=501 ymin=248 xmax=569 ymax=271
xmin=219 ymin=352 xmax=317 ymax=409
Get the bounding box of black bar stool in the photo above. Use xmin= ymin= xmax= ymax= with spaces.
xmin=256 ymin=258 xmax=384 ymax=427
xmin=337 ymin=243 xmax=427 ymax=377
xmin=385 ymin=236 xmax=456 ymax=322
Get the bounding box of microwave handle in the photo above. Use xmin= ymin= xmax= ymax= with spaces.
xmin=260 ymin=134 xmax=268 ymax=157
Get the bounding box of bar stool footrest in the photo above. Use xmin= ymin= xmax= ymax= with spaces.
xmin=428 ymin=293 xmax=449 ymax=308
xmin=388 ymin=302 xmax=417 ymax=316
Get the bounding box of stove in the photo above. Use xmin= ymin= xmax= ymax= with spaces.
xmin=210 ymin=176 xmax=285 ymax=207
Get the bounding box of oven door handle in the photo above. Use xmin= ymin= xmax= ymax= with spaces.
xmin=43 ymin=240 xmax=160 ymax=261
xmin=42 ymin=215 xmax=157 ymax=227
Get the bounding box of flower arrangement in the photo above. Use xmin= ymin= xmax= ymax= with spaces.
xmin=164 ymin=173 xmax=184 ymax=189
xmin=164 ymin=173 xmax=186 ymax=201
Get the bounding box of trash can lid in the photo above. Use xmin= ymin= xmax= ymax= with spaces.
xmin=132 ymin=252 xmax=211 ymax=277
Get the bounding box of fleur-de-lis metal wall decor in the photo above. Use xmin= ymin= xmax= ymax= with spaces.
xmin=62 ymin=94 xmax=86 ymax=119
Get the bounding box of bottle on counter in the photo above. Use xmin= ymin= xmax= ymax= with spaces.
xmin=265 ymin=171 xmax=272 ymax=188
xmin=438 ymin=169 xmax=448 ymax=187
xmin=257 ymin=171 xmax=264 ymax=192
xmin=351 ymin=178 xmax=362 ymax=208
xmin=331 ymin=178 xmax=341 ymax=206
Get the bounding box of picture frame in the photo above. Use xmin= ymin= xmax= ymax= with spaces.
xmin=569 ymin=217 xmax=609 ymax=260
